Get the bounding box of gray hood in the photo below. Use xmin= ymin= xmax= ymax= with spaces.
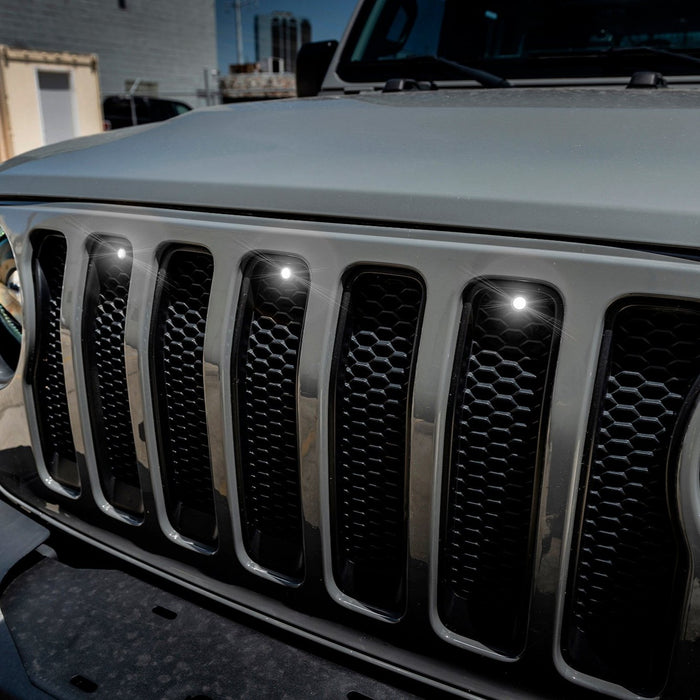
xmin=1 ymin=89 xmax=700 ymax=249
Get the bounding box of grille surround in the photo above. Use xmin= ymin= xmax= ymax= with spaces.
xmin=563 ymin=299 xmax=700 ymax=697
xmin=329 ymin=267 xmax=425 ymax=618
xmin=150 ymin=246 xmax=216 ymax=547
xmin=31 ymin=232 xmax=79 ymax=491
xmin=231 ymin=254 xmax=310 ymax=582
xmin=82 ymin=236 xmax=141 ymax=516
xmin=4 ymin=203 xmax=700 ymax=700
xmin=438 ymin=280 xmax=561 ymax=658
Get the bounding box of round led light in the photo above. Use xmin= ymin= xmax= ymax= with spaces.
xmin=280 ymin=266 xmax=292 ymax=280
xmin=117 ymin=247 xmax=127 ymax=260
xmin=512 ymin=296 xmax=527 ymax=311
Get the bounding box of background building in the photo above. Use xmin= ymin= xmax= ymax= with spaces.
xmin=254 ymin=12 xmax=311 ymax=73
xmin=216 ymin=0 xmax=353 ymax=74
xmin=0 ymin=0 xmax=217 ymax=106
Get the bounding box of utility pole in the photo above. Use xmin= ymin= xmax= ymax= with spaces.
xmin=233 ymin=0 xmax=257 ymax=66
xmin=128 ymin=77 xmax=142 ymax=126
xmin=234 ymin=0 xmax=243 ymax=65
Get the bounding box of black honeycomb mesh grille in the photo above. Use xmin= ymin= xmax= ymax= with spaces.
xmin=438 ymin=282 xmax=560 ymax=656
xmin=32 ymin=234 xmax=79 ymax=489
xmin=331 ymin=269 xmax=424 ymax=616
xmin=565 ymin=301 xmax=700 ymax=696
xmin=83 ymin=238 xmax=141 ymax=515
xmin=152 ymin=248 xmax=216 ymax=544
xmin=233 ymin=256 xmax=309 ymax=579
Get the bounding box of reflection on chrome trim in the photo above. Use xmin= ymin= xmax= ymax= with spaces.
xmin=123 ymin=240 xmax=157 ymax=525
xmin=201 ymin=251 xmax=238 ymax=566
xmin=136 ymin=245 xmax=216 ymax=555
xmin=76 ymin=235 xmax=142 ymax=525
xmin=675 ymin=393 xmax=700 ymax=695
xmin=0 ymin=227 xmax=22 ymax=339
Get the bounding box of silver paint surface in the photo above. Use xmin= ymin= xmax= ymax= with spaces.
xmin=1 ymin=90 xmax=700 ymax=248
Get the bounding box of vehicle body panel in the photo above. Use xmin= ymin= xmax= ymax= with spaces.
xmin=1 ymin=90 xmax=700 ymax=249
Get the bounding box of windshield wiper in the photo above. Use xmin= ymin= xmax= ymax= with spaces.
xmin=399 ymin=55 xmax=511 ymax=88
xmin=530 ymin=45 xmax=700 ymax=70
xmin=605 ymin=45 xmax=700 ymax=69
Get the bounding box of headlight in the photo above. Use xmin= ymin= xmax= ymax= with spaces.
xmin=0 ymin=227 xmax=22 ymax=374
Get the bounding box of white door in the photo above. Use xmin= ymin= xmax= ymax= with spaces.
xmin=37 ymin=70 xmax=76 ymax=145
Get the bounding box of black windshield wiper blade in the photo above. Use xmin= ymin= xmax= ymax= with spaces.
xmin=606 ymin=45 xmax=700 ymax=68
xmin=401 ymin=55 xmax=511 ymax=88
xmin=530 ymin=45 xmax=700 ymax=69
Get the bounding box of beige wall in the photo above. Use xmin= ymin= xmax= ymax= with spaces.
xmin=0 ymin=46 xmax=102 ymax=161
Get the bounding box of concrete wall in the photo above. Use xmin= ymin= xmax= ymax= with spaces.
xmin=0 ymin=47 xmax=103 ymax=159
xmin=0 ymin=0 xmax=217 ymax=106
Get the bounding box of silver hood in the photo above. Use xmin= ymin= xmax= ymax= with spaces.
xmin=1 ymin=88 xmax=700 ymax=249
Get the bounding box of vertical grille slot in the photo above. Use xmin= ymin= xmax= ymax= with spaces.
xmin=331 ymin=269 xmax=424 ymax=617
xmin=152 ymin=247 xmax=216 ymax=545
xmin=564 ymin=301 xmax=700 ymax=696
xmin=232 ymin=256 xmax=309 ymax=580
xmin=438 ymin=282 xmax=560 ymax=656
xmin=32 ymin=233 xmax=79 ymax=490
xmin=82 ymin=237 xmax=141 ymax=516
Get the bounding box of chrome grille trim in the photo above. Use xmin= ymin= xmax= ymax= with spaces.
xmin=563 ymin=301 xmax=700 ymax=697
xmin=329 ymin=268 xmax=424 ymax=619
xmin=299 ymin=259 xmax=340 ymax=598
xmin=65 ymin=230 xmax=135 ymax=523
xmin=151 ymin=247 xmax=216 ymax=545
xmin=674 ymin=397 xmax=700 ymax=697
xmin=123 ymin=239 xmax=160 ymax=532
xmin=552 ymin=301 xmax=700 ymax=700
xmin=230 ymin=255 xmax=310 ymax=582
xmin=436 ymin=280 xmax=561 ymax=659
xmin=529 ymin=292 xmax=604 ymax=664
xmin=58 ymin=233 xmax=89 ymax=494
xmin=409 ymin=279 xmax=460 ymax=632
xmin=79 ymin=236 xmax=142 ymax=522
xmin=3 ymin=203 xmax=700 ymax=700
xmin=131 ymin=241 xmax=217 ymax=554
xmin=214 ymin=245 xmax=293 ymax=586
xmin=201 ymin=245 xmax=238 ymax=566
xmin=30 ymin=232 xmax=81 ymax=497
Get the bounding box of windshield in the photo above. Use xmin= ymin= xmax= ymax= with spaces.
xmin=339 ymin=0 xmax=700 ymax=82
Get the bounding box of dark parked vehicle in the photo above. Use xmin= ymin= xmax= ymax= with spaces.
xmin=102 ymin=95 xmax=191 ymax=129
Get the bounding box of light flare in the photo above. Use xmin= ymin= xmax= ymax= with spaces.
xmin=512 ymin=296 xmax=527 ymax=311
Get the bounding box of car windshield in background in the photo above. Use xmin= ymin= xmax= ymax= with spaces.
xmin=338 ymin=0 xmax=700 ymax=82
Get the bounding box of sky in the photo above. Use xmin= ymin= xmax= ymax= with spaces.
xmin=216 ymin=0 xmax=358 ymax=73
